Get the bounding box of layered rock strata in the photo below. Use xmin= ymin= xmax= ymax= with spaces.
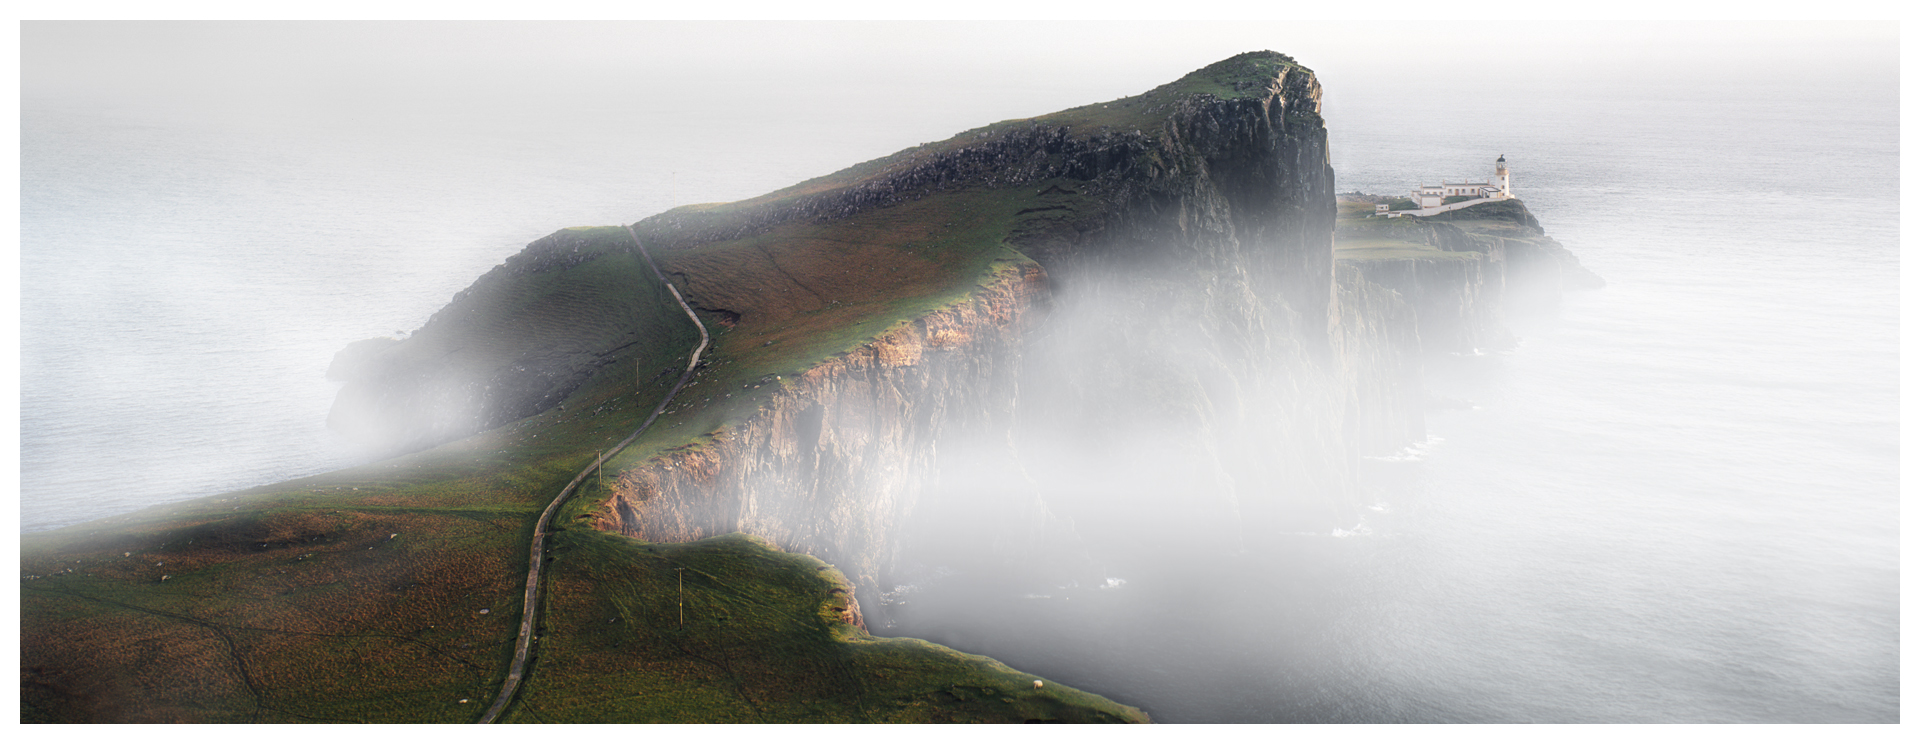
xmin=596 ymin=263 xmax=1049 ymax=609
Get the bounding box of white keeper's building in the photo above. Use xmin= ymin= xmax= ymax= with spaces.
xmin=1409 ymin=155 xmax=1512 ymax=209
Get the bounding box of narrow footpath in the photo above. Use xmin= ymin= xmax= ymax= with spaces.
xmin=476 ymin=226 xmax=710 ymax=724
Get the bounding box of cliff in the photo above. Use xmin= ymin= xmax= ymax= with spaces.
xmin=22 ymin=52 xmax=1602 ymax=723
xmin=575 ymin=51 xmax=1431 ymax=619
xmin=593 ymin=259 xmax=1049 ymax=603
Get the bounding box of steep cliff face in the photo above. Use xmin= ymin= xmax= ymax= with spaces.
xmin=594 ymin=53 xmax=1429 ymax=617
xmin=594 ymin=261 xmax=1049 ymax=604
xmin=1339 ymin=252 xmax=1509 ymax=355
xmin=1332 ymin=263 xmax=1428 ymax=453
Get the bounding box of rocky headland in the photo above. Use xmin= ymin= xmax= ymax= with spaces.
xmin=20 ymin=51 xmax=1596 ymax=723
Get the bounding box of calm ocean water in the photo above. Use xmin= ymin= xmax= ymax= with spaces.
xmin=19 ymin=56 xmax=1897 ymax=722
xmin=885 ymin=80 xmax=1899 ymax=722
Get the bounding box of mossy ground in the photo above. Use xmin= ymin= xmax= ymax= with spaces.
xmin=19 ymin=458 xmax=548 ymax=722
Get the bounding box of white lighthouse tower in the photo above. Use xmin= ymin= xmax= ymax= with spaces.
xmin=1494 ymin=154 xmax=1511 ymax=197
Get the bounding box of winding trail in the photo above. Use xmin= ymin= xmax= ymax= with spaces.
xmin=476 ymin=226 xmax=709 ymax=724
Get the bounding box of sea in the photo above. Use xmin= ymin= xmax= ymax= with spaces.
xmin=18 ymin=38 xmax=1899 ymax=723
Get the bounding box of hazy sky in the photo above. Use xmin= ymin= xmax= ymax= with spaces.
xmin=19 ymin=20 xmax=1897 ymax=210
xmin=23 ymin=21 xmax=1896 ymax=119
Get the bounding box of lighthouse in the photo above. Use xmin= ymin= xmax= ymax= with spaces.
xmin=1400 ymin=155 xmax=1515 ymax=213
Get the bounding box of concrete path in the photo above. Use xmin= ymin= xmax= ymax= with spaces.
xmin=476 ymin=226 xmax=709 ymax=723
